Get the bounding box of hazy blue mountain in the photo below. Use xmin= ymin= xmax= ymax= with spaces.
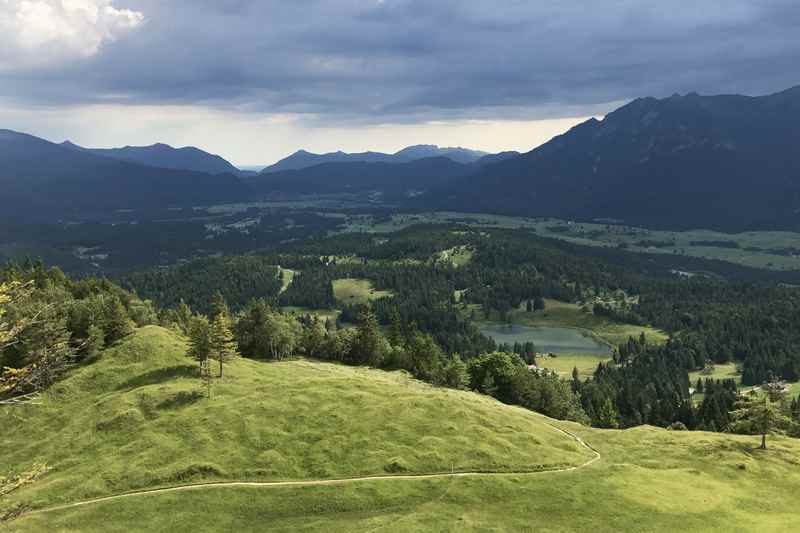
xmin=261 ymin=144 xmax=489 ymax=173
xmin=1 ymin=130 xmax=250 ymax=218
xmin=475 ymin=151 xmax=521 ymax=166
xmin=392 ymin=145 xmax=489 ymax=164
xmin=413 ymin=86 xmax=800 ymax=231
xmin=61 ymin=141 xmax=241 ymax=175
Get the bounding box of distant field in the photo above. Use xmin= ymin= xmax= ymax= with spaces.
xmin=332 ymin=278 xmax=393 ymax=305
xmin=537 ymin=353 xmax=610 ymax=380
xmin=433 ymin=245 xmax=474 ymax=267
xmin=689 ymin=362 xmax=742 ymax=386
xmin=688 ymin=363 xmax=799 ymax=403
xmin=339 ymin=212 xmax=800 ymax=271
xmin=484 ymin=299 xmax=667 ymax=348
xmin=277 ymin=266 xmax=296 ymax=294
xmin=280 ymin=306 xmax=340 ymax=322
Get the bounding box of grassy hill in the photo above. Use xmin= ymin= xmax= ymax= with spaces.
xmin=1 ymin=328 xmax=591 ymax=515
xmin=5 ymin=327 xmax=800 ymax=532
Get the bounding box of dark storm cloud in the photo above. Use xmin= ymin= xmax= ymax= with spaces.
xmin=3 ymin=0 xmax=800 ymax=123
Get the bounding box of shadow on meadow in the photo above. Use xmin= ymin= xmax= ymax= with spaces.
xmin=115 ymin=364 xmax=198 ymax=392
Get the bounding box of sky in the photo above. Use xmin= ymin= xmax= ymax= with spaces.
xmin=1 ymin=1 xmax=799 ymax=166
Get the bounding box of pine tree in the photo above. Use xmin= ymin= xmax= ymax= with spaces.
xmin=210 ymin=290 xmax=229 ymax=320
xmin=210 ymin=311 xmax=238 ymax=378
xmin=84 ymin=324 xmax=105 ymax=358
xmin=571 ymin=367 xmax=581 ymax=392
xmin=104 ymin=296 xmax=133 ymax=343
xmin=174 ymin=300 xmax=193 ymax=334
xmin=387 ymin=307 xmax=404 ymax=347
xmin=730 ymin=395 xmax=791 ymax=450
xmin=187 ymin=315 xmax=211 ymax=372
xmin=351 ymin=307 xmax=383 ymax=366
xmin=594 ymin=396 xmax=620 ymax=429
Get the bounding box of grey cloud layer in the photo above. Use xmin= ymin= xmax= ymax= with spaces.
xmin=3 ymin=0 xmax=800 ymax=123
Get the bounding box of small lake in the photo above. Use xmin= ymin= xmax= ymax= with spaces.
xmin=479 ymin=324 xmax=611 ymax=355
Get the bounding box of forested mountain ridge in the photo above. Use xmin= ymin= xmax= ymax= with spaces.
xmin=413 ymin=86 xmax=800 ymax=231
xmin=0 ymin=130 xmax=251 ymax=218
xmin=61 ymin=140 xmax=242 ymax=175
xmin=261 ymin=144 xmax=489 ymax=173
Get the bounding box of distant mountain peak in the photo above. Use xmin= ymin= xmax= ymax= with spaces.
xmin=0 ymin=129 xmax=251 ymax=218
xmin=58 ymin=141 xmax=241 ymax=174
xmin=262 ymin=144 xmax=490 ymax=173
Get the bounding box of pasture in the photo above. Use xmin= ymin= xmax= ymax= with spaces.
xmin=332 ymin=278 xmax=394 ymax=305
xmin=483 ymin=299 xmax=667 ymax=348
xmin=7 ymin=327 xmax=800 ymax=532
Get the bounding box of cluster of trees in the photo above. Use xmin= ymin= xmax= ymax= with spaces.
xmin=121 ymin=257 xmax=283 ymax=314
xmin=578 ymin=338 xmax=693 ymax=429
xmin=575 ymin=332 xmax=800 ymax=444
xmin=634 ymin=281 xmax=800 ymax=384
xmin=495 ymin=340 xmax=537 ymax=364
xmin=1 ymin=262 xmax=148 ymax=398
xmin=178 ymin=295 xmax=470 ymax=391
xmin=0 ymin=209 xmax=344 ymax=275
xmin=278 ymin=269 xmax=335 ymax=309
xmin=467 ymin=351 xmax=587 ymax=423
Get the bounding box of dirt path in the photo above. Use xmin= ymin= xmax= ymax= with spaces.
xmin=23 ymin=421 xmax=600 ymax=518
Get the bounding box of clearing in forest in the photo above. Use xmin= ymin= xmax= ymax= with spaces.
xmin=332 ymin=278 xmax=393 ymax=305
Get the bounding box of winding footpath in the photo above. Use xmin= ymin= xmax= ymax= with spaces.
xmin=22 ymin=421 xmax=600 ymax=518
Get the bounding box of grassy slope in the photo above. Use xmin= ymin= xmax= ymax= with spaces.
xmin=7 ymin=327 xmax=800 ymax=532
xmin=15 ymin=425 xmax=800 ymax=532
xmin=1 ymin=327 xmax=590 ymax=512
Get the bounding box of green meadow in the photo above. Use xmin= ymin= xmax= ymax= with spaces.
xmin=482 ymin=298 xmax=667 ymax=348
xmin=5 ymin=327 xmax=800 ymax=532
xmin=332 ymin=278 xmax=394 ymax=305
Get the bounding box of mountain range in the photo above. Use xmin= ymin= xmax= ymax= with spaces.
xmin=261 ymin=145 xmax=490 ymax=173
xmin=248 ymin=156 xmax=474 ymax=200
xmin=0 ymin=130 xmax=250 ymax=218
xmin=4 ymin=85 xmax=800 ymax=229
xmin=414 ymin=86 xmax=800 ymax=230
xmin=61 ymin=140 xmax=243 ymax=175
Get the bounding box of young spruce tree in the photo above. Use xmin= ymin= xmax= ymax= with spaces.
xmin=210 ymin=310 xmax=238 ymax=378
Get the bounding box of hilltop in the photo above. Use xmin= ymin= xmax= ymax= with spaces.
xmin=2 ymin=327 xmax=591 ymax=513
xmin=5 ymin=326 xmax=800 ymax=532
